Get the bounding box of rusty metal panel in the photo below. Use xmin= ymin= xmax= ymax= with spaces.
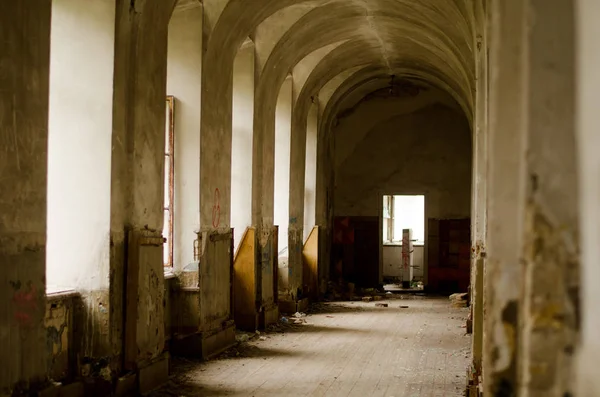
xmin=124 ymin=230 xmax=166 ymax=370
xmin=233 ymin=228 xmax=257 ymax=330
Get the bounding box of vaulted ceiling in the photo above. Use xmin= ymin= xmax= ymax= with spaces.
xmin=195 ymin=0 xmax=483 ymax=124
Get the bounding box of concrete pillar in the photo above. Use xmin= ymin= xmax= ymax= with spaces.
xmin=286 ymin=101 xmax=319 ymax=302
xmin=0 ymin=1 xmax=51 ymax=393
xmin=273 ymin=77 xmax=293 ymax=299
xmin=470 ymin=3 xmax=488 ymax=381
xmin=483 ymin=0 xmax=527 ymax=394
xmin=231 ymin=41 xmax=255 ymax=253
xmin=576 ymin=2 xmax=600 ymax=395
xmin=401 ymin=229 xmax=414 ymax=287
xmin=287 ymin=94 xmax=309 ymax=302
xmin=519 ymin=1 xmax=578 ymax=395
xmin=274 ymin=78 xmax=293 ymax=254
xmin=110 ymin=1 xmax=175 ymax=389
xmin=195 ymin=0 xmax=239 ymax=345
xmin=167 ymin=6 xmax=202 ymax=272
xmin=304 ymin=104 xmax=319 ymax=242
xmin=251 ymin=68 xmax=286 ymax=326
xmin=315 ymin=106 xmax=335 ymax=294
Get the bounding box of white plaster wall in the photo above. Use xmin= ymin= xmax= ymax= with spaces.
xmin=46 ymin=0 xmax=115 ymax=291
xmin=382 ymin=245 xmax=424 ymax=280
xmin=274 ymin=78 xmax=293 ymax=250
xmin=167 ymin=7 xmax=202 ymax=270
xmin=303 ymin=103 xmax=318 ymax=241
xmin=231 ymin=42 xmax=255 ymax=252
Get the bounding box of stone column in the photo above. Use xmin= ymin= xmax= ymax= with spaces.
xmin=576 ymin=2 xmax=600 ymax=395
xmin=251 ymin=51 xmax=288 ymax=328
xmin=110 ymin=1 xmax=176 ymax=391
xmin=287 ymin=88 xmax=310 ymax=303
xmin=0 ymin=1 xmax=51 ymax=393
xmin=401 ymin=230 xmax=414 ymax=288
xmin=273 ymin=77 xmax=293 ymax=298
xmin=315 ymin=109 xmax=335 ymax=294
xmin=470 ymin=3 xmax=488 ymax=382
xmin=194 ymin=1 xmax=237 ymax=347
xmin=519 ymin=0 xmax=579 ymax=395
xmin=483 ymin=0 xmax=528 ymax=394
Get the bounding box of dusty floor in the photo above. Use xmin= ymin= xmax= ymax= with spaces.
xmin=153 ymin=296 xmax=470 ymax=397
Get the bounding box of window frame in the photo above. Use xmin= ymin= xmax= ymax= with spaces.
xmin=164 ymin=95 xmax=175 ymax=268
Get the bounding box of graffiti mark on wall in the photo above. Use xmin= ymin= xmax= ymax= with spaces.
xmin=11 ymin=281 xmax=38 ymax=327
xmin=212 ymin=188 xmax=221 ymax=228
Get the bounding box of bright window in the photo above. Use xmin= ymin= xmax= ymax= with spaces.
xmin=382 ymin=195 xmax=424 ymax=244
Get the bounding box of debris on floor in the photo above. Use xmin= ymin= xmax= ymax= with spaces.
xmin=293 ymin=312 xmax=306 ymax=318
xmin=449 ymin=292 xmax=469 ymax=307
xmin=375 ymin=303 xmax=388 ymax=307
xmin=151 ymin=297 xmax=470 ymax=397
xmin=362 ymin=296 xmax=373 ymax=302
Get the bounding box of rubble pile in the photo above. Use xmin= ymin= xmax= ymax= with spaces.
xmin=449 ymin=292 xmax=469 ymax=308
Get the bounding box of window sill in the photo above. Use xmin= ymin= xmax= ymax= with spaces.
xmin=164 ymin=269 xmax=177 ymax=280
xmin=46 ymin=287 xmax=79 ymax=301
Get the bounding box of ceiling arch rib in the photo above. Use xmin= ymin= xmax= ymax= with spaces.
xmin=254 ymin=3 xmax=475 ymax=122
xmin=317 ymin=66 xmax=471 ymax=143
xmin=325 ymin=66 xmax=471 ymax=126
xmin=292 ymin=41 xmax=351 ymax=102
xmin=292 ymin=42 xmax=388 ymax=133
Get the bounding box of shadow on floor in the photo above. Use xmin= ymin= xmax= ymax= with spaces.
xmin=269 ymin=323 xmax=372 ymax=334
xmin=214 ymin=344 xmax=304 ymax=360
xmin=305 ymin=301 xmax=432 ymax=315
xmin=148 ymin=380 xmax=234 ymax=397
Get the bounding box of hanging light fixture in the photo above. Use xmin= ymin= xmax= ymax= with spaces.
xmin=389 ymin=74 xmax=396 ymax=96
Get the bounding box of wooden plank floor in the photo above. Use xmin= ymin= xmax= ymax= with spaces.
xmin=154 ymin=297 xmax=471 ymax=397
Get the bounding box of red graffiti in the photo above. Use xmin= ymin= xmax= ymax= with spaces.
xmin=212 ymin=188 xmax=221 ymax=228
xmin=402 ymin=252 xmax=409 ymax=270
xmin=12 ymin=283 xmax=37 ymax=327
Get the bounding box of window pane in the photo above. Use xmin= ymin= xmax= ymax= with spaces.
xmin=383 ymin=196 xmax=391 ymax=219
xmin=383 ymin=218 xmax=389 ymax=242
xmin=165 ymin=100 xmax=171 ymax=152
xmin=164 ymin=156 xmax=170 ymax=208
xmin=163 ymin=209 xmax=170 ymax=265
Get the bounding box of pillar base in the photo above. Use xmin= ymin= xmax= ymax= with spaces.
xmin=260 ymin=303 xmax=279 ymax=328
xmin=235 ymin=312 xmax=260 ymax=332
xmin=171 ymin=320 xmax=236 ymax=359
xmin=138 ymin=353 xmax=169 ymax=395
xmin=465 ymin=364 xmax=482 ymax=397
xmin=278 ymin=298 xmax=309 ymax=314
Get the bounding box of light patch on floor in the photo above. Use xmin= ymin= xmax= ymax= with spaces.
xmin=155 ymin=297 xmax=471 ymax=397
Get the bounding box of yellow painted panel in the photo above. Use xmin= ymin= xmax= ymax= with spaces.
xmin=302 ymin=226 xmax=319 ymax=299
xmin=233 ymin=227 xmax=257 ymax=329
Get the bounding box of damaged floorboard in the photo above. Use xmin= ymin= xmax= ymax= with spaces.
xmin=153 ymin=297 xmax=470 ymax=397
